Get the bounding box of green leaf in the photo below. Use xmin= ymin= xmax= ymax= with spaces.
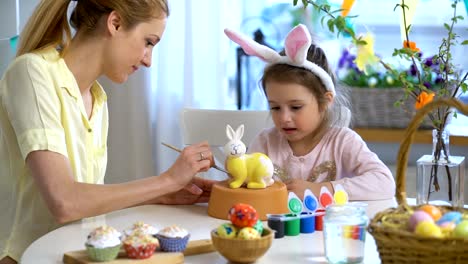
xmin=461 ymin=82 xmax=468 ymax=93
xmin=335 ymin=16 xmax=346 ymax=30
xmin=293 ymin=0 xmax=299 ymax=6
xmin=327 ymin=19 xmax=335 ymax=33
xmin=462 ymin=40 xmax=468 ymax=45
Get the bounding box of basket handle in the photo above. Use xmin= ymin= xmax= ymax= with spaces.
xmin=395 ymin=98 xmax=468 ymax=207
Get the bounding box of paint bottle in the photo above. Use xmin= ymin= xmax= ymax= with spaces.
xmin=323 ymin=203 xmax=368 ymax=264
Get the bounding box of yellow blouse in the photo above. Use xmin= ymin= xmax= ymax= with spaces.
xmin=0 ymin=46 xmax=108 ymax=261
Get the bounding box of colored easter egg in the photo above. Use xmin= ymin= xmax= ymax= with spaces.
xmin=216 ymin=223 xmax=238 ymax=238
xmin=228 ymin=203 xmax=259 ymax=228
xmin=436 ymin=211 xmax=463 ymax=226
xmin=453 ymin=220 xmax=468 ymax=238
xmin=408 ymin=210 xmax=433 ymax=231
xmin=237 ymin=227 xmax=260 ymax=240
xmin=414 ymin=221 xmax=442 ymax=238
xmin=439 ymin=221 xmax=456 ymax=237
xmin=419 ymin=204 xmax=442 ymax=221
xmin=253 ymin=219 xmax=264 ymax=235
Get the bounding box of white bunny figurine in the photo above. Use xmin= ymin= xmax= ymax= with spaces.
xmin=224 ymin=124 xmax=274 ymax=189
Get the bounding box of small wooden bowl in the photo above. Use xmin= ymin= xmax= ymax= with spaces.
xmin=211 ymin=228 xmax=273 ymax=263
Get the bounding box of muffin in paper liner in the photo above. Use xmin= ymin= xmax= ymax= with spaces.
xmin=123 ymin=230 xmax=159 ymax=259
xmin=85 ymin=225 xmax=122 ymax=262
xmin=123 ymin=221 xmax=158 ymax=238
xmin=155 ymin=233 xmax=190 ymax=252
xmin=155 ymin=225 xmax=190 ymax=252
xmin=85 ymin=243 xmax=121 ymax=262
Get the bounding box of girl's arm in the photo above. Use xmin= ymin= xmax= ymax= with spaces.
xmin=26 ymin=142 xmax=213 ymax=224
xmin=333 ymin=129 xmax=395 ymax=200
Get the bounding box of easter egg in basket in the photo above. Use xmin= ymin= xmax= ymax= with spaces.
xmin=216 ymin=223 xmax=238 ymax=238
xmin=228 ymin=203 xmax=258 ymax=228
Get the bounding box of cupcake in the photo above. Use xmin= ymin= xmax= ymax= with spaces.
xmin=85 ymin=225 xmax=122 ymax=262
xmin=155 ymin=225 xmax=190 ymax=252
xmin=123 ymin=221 xmax=158 ymax=238
xmin=123 ymin=230 xmax=159 ymax=259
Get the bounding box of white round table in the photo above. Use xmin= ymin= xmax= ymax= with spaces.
xmin=21 ymin=199 xmax=397 ymax=264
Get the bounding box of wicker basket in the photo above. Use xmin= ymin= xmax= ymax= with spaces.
xmin=367 ymin=98 xmax=468 ymax=264
xmin=349 ymin=87 xmax=432 ymax=128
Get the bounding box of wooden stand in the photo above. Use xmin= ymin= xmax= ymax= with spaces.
xmin=63 ymin=239 xmax=214 ymax=264
xmin=207 ymin=181 xmax=289 ymax=220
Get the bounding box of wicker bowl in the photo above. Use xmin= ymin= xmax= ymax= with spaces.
xmin=368 ymin=98 xmax=468 ymax=264
xmin=211 ymin=228 xmax=273 ymax=263
xmin=349 ymin=86 xmax=432 ymax=128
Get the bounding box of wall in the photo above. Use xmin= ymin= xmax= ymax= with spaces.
xmin=0 ymin=0 xmax=39 ymax=76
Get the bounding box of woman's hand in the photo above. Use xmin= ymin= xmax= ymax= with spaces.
xmin=162 ymin=141 xmax=214 ymax=191
xmin=154 ymin=177 xmax=217 ymax=204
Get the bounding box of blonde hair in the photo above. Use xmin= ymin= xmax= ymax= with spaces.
xmin=16 ymin=0 xmax=169 ymax=57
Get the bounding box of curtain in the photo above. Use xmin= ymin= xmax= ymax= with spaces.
xmin=104 ymin=0 xmax=241 ymax=183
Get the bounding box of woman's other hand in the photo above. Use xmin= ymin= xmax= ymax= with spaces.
xmin=153 ymin=177 xmax=216 ymax=204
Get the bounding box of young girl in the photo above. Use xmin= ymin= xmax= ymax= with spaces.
xmin=225 ymin=24 xmax=395 ymax=201
xmin=0 ymin=1 xmax=216 ymax=263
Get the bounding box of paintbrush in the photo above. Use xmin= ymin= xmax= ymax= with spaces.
xmin=161 ymin=142 xmax=228 ymax=174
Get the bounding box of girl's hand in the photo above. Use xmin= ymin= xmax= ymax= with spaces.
xmin=162 ymin=142 xmax=214 ymax=190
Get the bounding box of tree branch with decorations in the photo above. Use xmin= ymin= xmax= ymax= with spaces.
xmin=292 ymin=0 xmax=468 ymax=204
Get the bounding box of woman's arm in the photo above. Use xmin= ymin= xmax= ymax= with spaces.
xmin=26 ymin=142 xmax=213 ymax=224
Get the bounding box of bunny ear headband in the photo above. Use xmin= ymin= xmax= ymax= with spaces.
xmin=224 ymin=24 xmax=335 ymax=96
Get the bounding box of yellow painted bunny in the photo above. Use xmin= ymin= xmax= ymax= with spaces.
xmin=224 ymin=124 xmax=274 ymax=189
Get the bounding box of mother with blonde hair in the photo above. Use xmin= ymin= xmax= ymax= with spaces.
xmin=0 ymin=1 xmax=216 ymax=263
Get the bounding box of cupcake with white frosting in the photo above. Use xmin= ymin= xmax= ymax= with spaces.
xmin=123 ymin=230 xmax=159 ymax=259
xmin=155 ymin=225 xmax=190 ymax=252
xmin=123 ymin=221 xmax=158 ymax=238
xmin=85 ymin=225 xmax=122 ymax=262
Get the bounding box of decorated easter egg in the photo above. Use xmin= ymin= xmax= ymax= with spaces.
xmin=216 ymin=223 xmax=238 ymax=238
xmin=228 ymin=203 xmax=258 ymax=228
xmin=408 ymin=210 xmax=433 ymax=231
xmin=439 ymin=221 xmax=456 ymax=237
xmin=253 ymin=219 xmax=264 ymax=235
xmin=436 ymin=211 xmax=463 ymax=226
xmin=237 ymin=227 xmax=260 ymax=240
xmin=453 ymin=220 xmax=468 ymax=238
xmin=414 ymin=221 xmax=442 ymax=238
xmin=419 ymin=204 xmax=442 ymax=221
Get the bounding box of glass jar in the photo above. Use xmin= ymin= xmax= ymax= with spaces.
xmin=416 ymin=128 xmax=465 ymax=208
xmin=323 ymin=203 xmax=368 ymax=264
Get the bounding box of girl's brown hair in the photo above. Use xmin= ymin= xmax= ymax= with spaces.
xmin=16 ymin=0 xmax=169 ymax=57
xmin=261 ymin=44 xmax=351 ymax=133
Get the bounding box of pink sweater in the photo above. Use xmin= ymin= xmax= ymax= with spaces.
xmin=248 ymin=127 xmax=395 ymax=200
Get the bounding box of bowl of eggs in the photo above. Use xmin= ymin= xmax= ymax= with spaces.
xmin=211 ymin=203 xmax=273 ymax=263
